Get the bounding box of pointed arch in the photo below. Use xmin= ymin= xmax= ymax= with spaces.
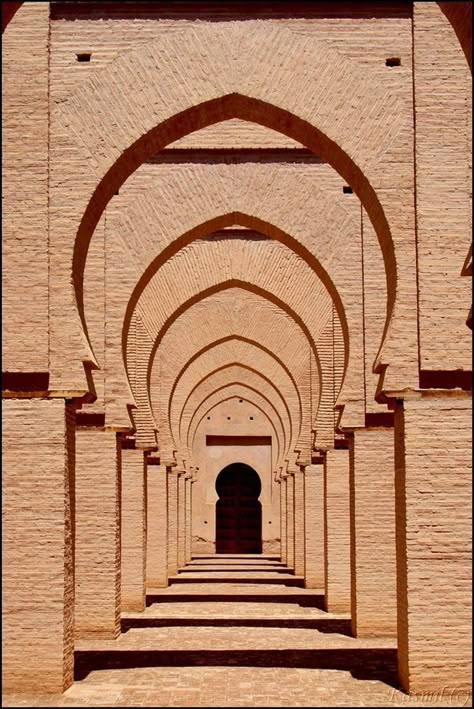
xmin=72 ymin=95 xmax=395 ymax=373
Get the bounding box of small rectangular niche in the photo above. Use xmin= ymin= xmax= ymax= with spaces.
xmin=343 ymin=185 xmax=353 ymax=194
xmin=385 ymin=57 xmax=401 ymax=67
xmin=76 ymin=53 xmax=91 ymax=62
xmin=207 ymin=435 xmax=271 ymax=446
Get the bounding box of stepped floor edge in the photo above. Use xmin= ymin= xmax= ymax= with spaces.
xmin=3 ymin=557 xmax=471 ymax=708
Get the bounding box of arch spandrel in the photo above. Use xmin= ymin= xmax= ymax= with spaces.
xmin=53 ymin=23 xmax=406 ymax=175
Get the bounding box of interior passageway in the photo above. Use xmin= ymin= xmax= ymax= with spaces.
xmin=2 ymin=1 xmax=471 ymax=705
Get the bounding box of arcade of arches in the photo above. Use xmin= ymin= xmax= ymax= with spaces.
xmin=2 ymin=1 xmax=472 ymax=703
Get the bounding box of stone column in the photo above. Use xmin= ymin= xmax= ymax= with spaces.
xmin=121 ymin=446 xmax=146 ymax=612
xmin=185 ymin=473 xmax=194 ymax=563
xmin=279 ymin=478 xmax=287 ymax=564
xmin=286 ymin=473 xmax=295 ymax=571
xmin=75 ymin=428 xmax=121 ymax=638
xmin=146 ymin=460 xmax=168 ymax=588
xmin=304 ymin=461 xmax=325 ymax=589
xmin=2 ymin=398 xmax=75 ymax=693
xmin=395 ymin=395 xmax=471 ymax=695
xmin=324 ymin=448 xmax=351 ymax=612
xmin=167 ymin=469 xmax=179 ymax=577
xmin=177 ymin=472 xmax=186 ymax=569
xmin=349 ymin=427 xmax=397 ymax=637
xmin=293 ymin=469 xmax=305 ymax=577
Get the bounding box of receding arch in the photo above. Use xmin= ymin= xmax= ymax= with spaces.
xmin=124 ymin=212 xmax=344 ymax=390
xmin=184 ymin=380 xmax=288 ymax=463
xmin=176 ymin=361 xmax=298 ymax=454
xmin=184 ymin=376 xmax=289 ymax=449
xmin=179 ymin=373 xmax=291 ymax=460
xmin=172 ymin=367 xmax=298 ymax=468
xmin=189 ymin=390 xmax=284 ymax=466
xmin=73 ymin=95 xmax=396 ymax=372
xmin=168 ymin=334 xmax=304 ymax=439
xmin=148 ymin=287 xmax=313 ymax=459
xmin=145 ymin=279 xmax=326 ymax=431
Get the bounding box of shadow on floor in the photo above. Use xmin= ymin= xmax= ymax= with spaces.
xmin=146 ymin=593 xmax=326 ymax=609
xmin=74 ymin=648 xmax=399 ymax=689
xmin=121 ymin=617 xmax=352 ymax=635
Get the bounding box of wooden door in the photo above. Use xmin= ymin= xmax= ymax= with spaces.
xmin=215 ymin=463 xmax=262 ymax=554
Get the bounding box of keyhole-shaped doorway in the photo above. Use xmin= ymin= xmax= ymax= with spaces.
xmin=215 ymin=462 xmax=262 ymax=554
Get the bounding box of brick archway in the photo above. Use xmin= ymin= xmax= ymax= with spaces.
xmin=73 ymin=95 xmax=396 ymax=373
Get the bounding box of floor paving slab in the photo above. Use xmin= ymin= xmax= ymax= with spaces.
xmin=3 ymin=558 xmax=471 ymax=708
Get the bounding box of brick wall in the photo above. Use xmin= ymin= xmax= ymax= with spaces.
xmin=2 ymin=398 xmax=74 ymax=692
xmin=413 ymin=2 xmax=472 ymax=371
xmin=146 ymin=463 xmax=168 ymax=587
xmin=75 ymin=429 xmax=121 ymax=638
xmin=2 ymin=2 xmax=49 ymax=371
xmin=304 ymin=464 xmax=324 ymax=588
xmin=324 ymin=449 xmax=351 ymax=612
xmin=395 ymin=395 xmax=472 ymax=693
xmin=121 ymin=447 xmax=146 ymax=611
xmin=350 ymin=427 xmax=397 ymax=637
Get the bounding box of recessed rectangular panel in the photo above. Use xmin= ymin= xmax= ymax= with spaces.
xmin=206 ymin=435 xmax=271 ymax=446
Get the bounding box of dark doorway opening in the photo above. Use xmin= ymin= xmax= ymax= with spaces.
xmin=215 ymin=462 xmax=262 ymax=554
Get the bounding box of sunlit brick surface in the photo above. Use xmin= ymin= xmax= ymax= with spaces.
xmin=2 ymin=1 xmax=471 ymax=700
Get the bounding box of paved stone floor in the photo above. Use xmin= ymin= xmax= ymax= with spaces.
xmin=3 ymin=557 xmax=471 ymax=708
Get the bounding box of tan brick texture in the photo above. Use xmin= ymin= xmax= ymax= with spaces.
xmin=2 ymin=399 xmax=75 ymax=693
xmin=185 ymin=477 xmax=193 ymax=563
xmin=286 ymin=474 xmax=295 ymax=571
xmin=350 ymin=428 xmax=397 ymax=637
xmin=177 ymin=473 xmax=187 ymax=569
xmin=146 ymin=463 xmax=168 ymax=588
xmin=304 ymin=464 xmax=325 ymax=589
xmin=324 ymin=449 xmax=351 ymax=612
xmin=395 ymin=395 xmax=472 ymax=694
xmin=293 ymin=470 xmax=305 ymax=577
xmin=280 ymin=479 xmax=287 ymax=565
xmin=2 ymin=2 xmax=49 ymax=371
xmin=167 ymin=470 xmax=179 ymax=577
xmin=1 ymin=3 xmax=471 ymax=697
xmin=121 ymin=448 xmax=146 ymax=611
xmin=75 ymin=429 xmax=121 ymax=639
xmin=413 ymin=2 xmax=472 ymax=371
